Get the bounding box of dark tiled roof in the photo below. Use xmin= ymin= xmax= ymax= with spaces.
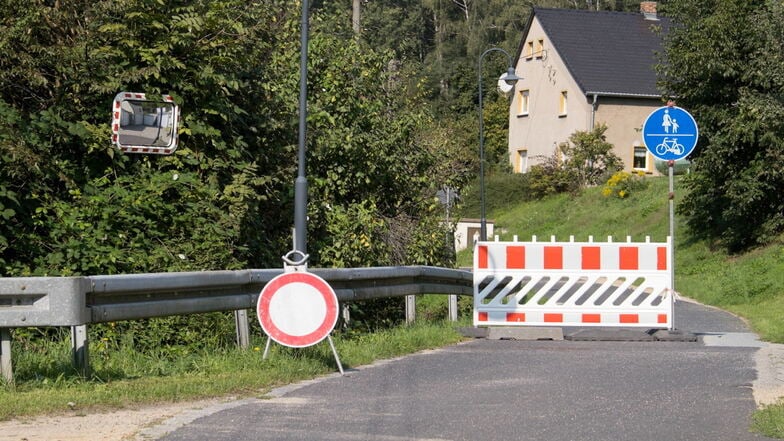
xmin=521 ymin=7 xmax=670 ymax=97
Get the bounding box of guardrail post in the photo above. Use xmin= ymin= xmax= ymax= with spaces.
xmin=405 ymin=295 xmax=416 ymax=325
xmin=234 ymin=310 xmax=250 ymax=349
xmin=71 ymin=325 xmax=90 ymax=378
xmin=341 ymin=304 xmax=350 ymax=327
xmin=448 ymin=295 xmax=458 ymax=321
xmin=1 ymin=328 xmax=12 ymax=384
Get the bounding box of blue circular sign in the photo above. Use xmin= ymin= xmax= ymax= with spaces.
xmin=642 ymin=106 xmax=698 ymax=161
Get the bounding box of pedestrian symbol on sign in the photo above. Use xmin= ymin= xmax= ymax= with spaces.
xmin=661 ymin=109 xmax=681 ymax=134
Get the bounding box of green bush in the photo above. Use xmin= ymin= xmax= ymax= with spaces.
xmin=526 ymin=155 xmax=578 ymax=198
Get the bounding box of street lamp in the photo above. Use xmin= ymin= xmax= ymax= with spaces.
xmin=478 ymin=48 xmax=521 ymax=241
xmin=292 ymin=0 xmax=310 ymax=263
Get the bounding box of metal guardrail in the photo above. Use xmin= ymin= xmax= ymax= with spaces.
xmin=0 ymin=266 xmax=473 ymax=383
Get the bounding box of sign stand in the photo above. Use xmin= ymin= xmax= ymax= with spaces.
xmin=258 ymin=250 xmax=344 ymax=376
xmin=261 ymin=328 xmax=345 ymax=376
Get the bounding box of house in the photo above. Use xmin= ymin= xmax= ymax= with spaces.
xmin=507 ymin=2 xmax=671 ymax=175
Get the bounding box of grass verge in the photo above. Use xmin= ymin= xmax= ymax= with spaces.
xmin=0 ymin=320 xmax=466 ymax=421
xmin=754 ymin=403 xmax=784 ymax=437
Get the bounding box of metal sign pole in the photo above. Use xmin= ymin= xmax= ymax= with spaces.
xmin=668 ymin=160 xmax=676 ymax=331
xmin=642 ymin=100 xmax=699 ymax=332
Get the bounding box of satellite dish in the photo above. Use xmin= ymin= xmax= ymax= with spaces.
xmin=497 ymin=72 xmax=515 ymax=96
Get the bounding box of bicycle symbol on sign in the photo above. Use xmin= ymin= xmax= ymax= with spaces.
xmin=655 ymin=137 xmax=684 ymax=156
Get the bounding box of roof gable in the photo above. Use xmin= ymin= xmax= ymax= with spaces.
xmin=521 ymin=7 xmax=670 ymax=98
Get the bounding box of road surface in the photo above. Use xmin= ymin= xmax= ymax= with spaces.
xmin=139 ymin=299 xmax=775 ymax=441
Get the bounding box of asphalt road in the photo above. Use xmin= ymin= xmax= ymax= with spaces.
xmin=145 ymin=300 xmax=774 ymax=441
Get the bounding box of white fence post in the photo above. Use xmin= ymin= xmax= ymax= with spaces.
xmin=234 ymin=310 xmax=250 ymax=349
xmin=405 ymin=295 xmax=416 ymax=325
xmin=1 ymin=328 xmax=12 ymax=384
xmin=71 ymin=325 xmax=90 ymax=378
xmin=448 ymin=295 xmax=458 ymax=321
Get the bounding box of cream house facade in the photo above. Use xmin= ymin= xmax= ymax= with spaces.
xmin=508 ymin=3 xmax=670 ymax=175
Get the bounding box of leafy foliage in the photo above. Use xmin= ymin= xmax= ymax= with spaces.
xmin=1 ymin=0 xmax=723 ymax=341
xmin=0 ymin=0 xmax=302 ymax=275
xmin=659 ymin=0 xmax=784 ymax=251
xmin=557 ymin=124 xmax=623 ymax=188
xmin=526 ymin=154 xmax=578 ymax=198
xmin=0 ymin=1 xmax=463 ymax=343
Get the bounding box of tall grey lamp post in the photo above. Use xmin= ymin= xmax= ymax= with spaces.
xmin=293 ymin=0 xmax=310 ymax=260
xmin=478 ymin=48 xmax=521 ymax=241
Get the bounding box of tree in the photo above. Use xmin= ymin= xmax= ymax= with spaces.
xmin=659 ymin=0 xmax=784 ymax=252
xmin=0 ymin=0 xmax=301 ymax=275
xmin=0 ymin=0 xmax=453 ymax=278
xmin=306 ymin=13 xmax=453 ymax=269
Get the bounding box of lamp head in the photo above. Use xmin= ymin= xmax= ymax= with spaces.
xmin=504 ymin=67 xmax=522 ymax=85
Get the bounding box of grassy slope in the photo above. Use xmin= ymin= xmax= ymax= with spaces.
xmin=458 ymin=176 xmax=784 ymax=342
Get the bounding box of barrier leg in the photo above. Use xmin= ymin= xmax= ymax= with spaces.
xmin=234 ymin=309 xmax=250 ymax=349
xmin=1 ymin=328 xmax=12 ymax=384
xmin=71 ymin=325 xmax=90 ymax=378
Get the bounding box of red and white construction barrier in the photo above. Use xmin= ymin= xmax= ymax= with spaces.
xmin=474 ymin=236 xmax=673 ymax=329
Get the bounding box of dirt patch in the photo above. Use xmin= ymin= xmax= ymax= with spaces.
xmin=0 ymin=398 xmax=227 ymax=441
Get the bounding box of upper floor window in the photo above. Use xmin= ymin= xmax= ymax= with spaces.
xmin=559 ymin=91 xmax=567 ymax=116
xmin=524 ymin=41 xmax=534 ymax=59
xmin=535 ymin=39 xmax=544 ymax=58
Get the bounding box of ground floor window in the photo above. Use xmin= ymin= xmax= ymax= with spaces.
xmin=633 ymin=146 xmax=648 ymax=170
xmin=516 ymin=149 xmax=529 ymax=173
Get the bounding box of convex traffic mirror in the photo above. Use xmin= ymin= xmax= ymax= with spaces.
xmin=111 ymin=92 xmax=180 ymax=155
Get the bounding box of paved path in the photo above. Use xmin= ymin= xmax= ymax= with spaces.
xmin=140 ymin=299 xmax=777 ymax=441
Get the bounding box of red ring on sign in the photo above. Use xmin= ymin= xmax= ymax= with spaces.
xmin=257 ymin=272 xmax=338 ymax=348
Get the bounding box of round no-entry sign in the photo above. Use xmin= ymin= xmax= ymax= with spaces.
xmin=257 ymin=271 xmax=339 ymax=348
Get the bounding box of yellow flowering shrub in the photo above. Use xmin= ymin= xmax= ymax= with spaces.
xmin=602 ymin=171 xmax=647 ymax=199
